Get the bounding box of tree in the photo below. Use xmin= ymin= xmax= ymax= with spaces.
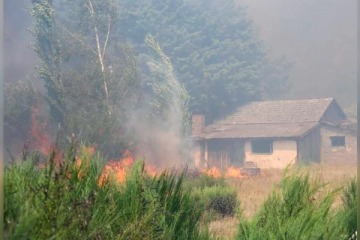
xmin=144 ymin=34 xmax=190 ymax=134
xmin=30 ymin=0 xmax=142 ymax=157
xmin=119 ymin=0 xmax=290 ymax=122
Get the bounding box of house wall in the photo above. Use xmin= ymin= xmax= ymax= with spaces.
xmin=297 ymin=127 xmax=321 ymax=163
xmin=320 ymin=126 xmax=356 ymax=164
xmin=193 ymin=141 xmax=203 ymax=169
xmin=244 ymin=140 xmax=297 ymax=168
xmin=193 ymin=139 xmax=246 ymax=170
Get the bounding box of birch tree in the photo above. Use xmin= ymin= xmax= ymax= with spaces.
xmin=30 ymin=0 xmax=141 ymax=156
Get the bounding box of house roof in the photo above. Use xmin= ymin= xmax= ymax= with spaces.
xmin=202 ymin=98 xmax=344 ymax=139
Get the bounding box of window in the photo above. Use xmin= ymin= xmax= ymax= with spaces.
xmin=251 ymin=140 xmax=273 ymax=154
xmin=330 ymin=136 xmax=345 ymax=147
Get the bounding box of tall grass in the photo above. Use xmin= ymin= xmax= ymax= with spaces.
xmin=235 ymin=169 xmax=354 ymax=240
xmin=5 ymin=146 xmax=356 ymax=239
xmin=4 ymin=145 xmax=210 ymax=239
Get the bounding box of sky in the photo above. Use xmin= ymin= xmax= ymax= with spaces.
xmin=4 ymin=0 xmax=357 ymax=108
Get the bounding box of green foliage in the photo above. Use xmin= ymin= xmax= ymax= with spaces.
xmin=119 ymin=0 xmax=290 ymax=121
xmin=30 ymin=0 xmax=65 ymax=124
xmin=30 ymin=0 xmax=142 ymax=157
xmin=183 ymin=173 xmax=227 ymax=190
xmin=193 ymin=186 xmax=238 ymax=220
xmin=184 ymin=174 xmax=238 ymax=221
xmin=144 ymin=34 xmax=190 ymax=133
xmin=236 ymin=171 xmax=347 ymax=240
xmin=4 ymin=145 xmax=210 ymax=239
xmin=337 ymin=178 xmax=357 ymax=237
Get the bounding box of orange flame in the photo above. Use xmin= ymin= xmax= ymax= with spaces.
xmin=225 ymin=166 xmax=244 ymax=178
xmin=201 ymin=166 xmax=222 ymax=178
xmin=144 ymin=165 xmax=158 ymax=177
xmin=98 ymin=150 xmax=134 ymax=186
xmin=74 ymin=145 xmax=96 ymax=178
xmin=200 ymin=166 xmax=247 ymax=179
xmin=31 ymin=106 xmax=52 ymax=155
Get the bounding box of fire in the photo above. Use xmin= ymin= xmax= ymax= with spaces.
xmin=31 ymin=106 xmax=52 ymax=155
xmin=98 ymin=150 xmax=134 ymax=186
xmin=144 ymin=165 xmax=158 ymax=177
xmin=225 ymin=166 xmax=243 ymax=178
xmin=201 ymin=166 xmax=222 ymax=178
xmin=201 ymin=166 xmax=247 ymax=179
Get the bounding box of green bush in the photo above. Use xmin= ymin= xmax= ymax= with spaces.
xmin=195 ymin=186 xmax=238 ymax=219
xmin=185 ymin=174 xmax=239 ymax=221
xmin=4 ymin=145 xmax=210 ymax=239
xmin=236 ymin=170 xmax=346 ymax=240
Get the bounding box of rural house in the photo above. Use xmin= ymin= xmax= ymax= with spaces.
xmin=192 ymin=98 xmax=356 ymax=169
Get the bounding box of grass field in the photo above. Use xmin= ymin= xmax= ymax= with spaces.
xmin=209 ymin=163 xmax=357 ymax=239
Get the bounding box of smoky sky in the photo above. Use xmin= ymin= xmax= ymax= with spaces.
xmin=4 ymin=0 xmax=36 ymax=84
xmin=4 ymin=0 xmax=357 ymax=107
xmin=237 ymin=0 xmax=357 ymax=107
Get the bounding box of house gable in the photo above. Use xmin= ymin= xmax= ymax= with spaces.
xmin=320 ymin=99 xmax=347 ymax=125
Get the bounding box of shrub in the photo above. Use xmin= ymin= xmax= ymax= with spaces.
xmin=236 ymin=170 xmax=346 ymax=240
xmin=196 ymin=186 xmax=238 ymax=218
xmin=336 ymin=178 xmax=357 ymax=238
xmin=186 ymin=174 xmax=239 ymax=221
xmin=4 ymin=145 xmax=210 ymax=239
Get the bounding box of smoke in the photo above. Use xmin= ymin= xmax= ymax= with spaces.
xmin=127 ymin=35 xmax=193 ymax=171
xmin=4 ymin=0 xmax=38 ymax=84
xmin=236 ymin=0 xmax=356 ymax=107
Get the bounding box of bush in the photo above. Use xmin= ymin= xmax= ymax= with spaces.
xmin=195 ymin=186 xmax=238 ymax=219
xmin=185 ymin=174 xmax=239 ymax=221
xmin=4 ymin=145 xmax=210 ymax=239
xmin=236 ymin=170 xmax=346 ymax=240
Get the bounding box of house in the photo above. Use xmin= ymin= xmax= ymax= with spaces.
xmin=192 ymin=98 xmax=356 ymax=169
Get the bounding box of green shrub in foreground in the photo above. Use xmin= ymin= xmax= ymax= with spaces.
xmin=337 ymin=178 xmax=357 ymax=238
xmin=236 ymin=170 xmax=347 ymax=240
xmin=4 ymin=146 xmax=210 ymax=239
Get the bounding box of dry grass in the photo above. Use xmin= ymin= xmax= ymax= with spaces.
xmin=208 ymin=217 xmax=239 ymax=239
xmin=208 ymin=162 xmax=357 ymax=239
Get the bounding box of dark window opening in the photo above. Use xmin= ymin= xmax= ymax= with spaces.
xmin=251 ymin=140 xmax=273 ymax=154
xmin=330 ymin=136 xmax=345 ymax=147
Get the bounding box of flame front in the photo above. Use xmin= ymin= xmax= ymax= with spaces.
xmin=98 ymin=150 xmax=134 ymax=186
xmin=201 ymin=166 xmax=247 ymax=179
xmin=31 ymin=106 xmax=52 ymax=155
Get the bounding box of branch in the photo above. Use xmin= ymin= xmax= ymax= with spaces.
xmin=102 ymin=16 xmax=112 ymax=59
xmin=87 ymin=0 xmax=109 ymax=104
xmin=58 ymin=24 xmax=97 ymax=56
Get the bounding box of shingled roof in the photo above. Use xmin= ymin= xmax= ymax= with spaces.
xmin=202 ymin=98 xmax=345 ymax=139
